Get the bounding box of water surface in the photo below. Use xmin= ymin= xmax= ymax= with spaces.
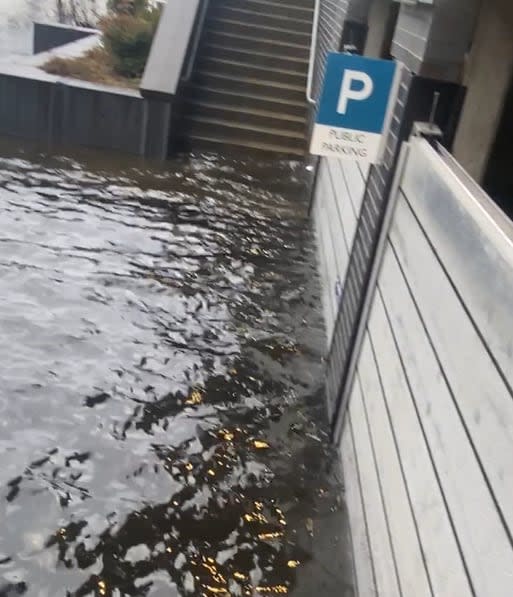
xmin=0 ymin=144 xmax=352 ymax=597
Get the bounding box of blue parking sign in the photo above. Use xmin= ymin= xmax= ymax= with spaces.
xmin=310 ymin=53 xmax=400 ymax=163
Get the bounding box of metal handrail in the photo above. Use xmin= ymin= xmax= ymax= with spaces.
xmin=182 ymin=0 xmax=210 ymax=83
xmin=306 ymin=0 xmax=322 ymax=105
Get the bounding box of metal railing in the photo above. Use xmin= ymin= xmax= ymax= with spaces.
xmin=306 ymin=0 xmax=322 ymax=105
xmin=182 ymin=0 xmax=210 ymax=83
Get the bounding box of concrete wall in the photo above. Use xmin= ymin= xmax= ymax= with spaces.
xmin=363 ymin=0 xmax=390 ymax=57
xmin=345 ymin=0 xmax=373 ymax=25
xmin=140 ymin=0 xmax=201 ymax=100
xmin=364 ymin=0 xmax=398 ymax=58
xmin=33 ymin=23 xmax=96 ymax=54
xmin=339 ymin=136 xmax=513 ymax=597
xmin=452 ymin=0 xmax=513 ymax=182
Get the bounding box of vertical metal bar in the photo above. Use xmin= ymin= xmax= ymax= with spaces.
xmin=139 ymin=98 xmax=149 ymax=157
xmin=429 ymin=91 xmax=441 ymax=125
xmin=307 ymin=0 xmax=322 ymax=105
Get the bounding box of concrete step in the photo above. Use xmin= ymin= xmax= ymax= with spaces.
xmin=207 ymin=17 xmax=311 ymax=47
xmin=184 ymin=116 xmax=306 ymax=153
xmin=185 ymin=85 xmax=307 ymax=119
xmin=209 ymin=4 xmax=312 ymax=35
xmin=197 ymin=56 xmax=307 ymax=87
xmin=193 ymin=71 xmax=306 ymax=103
xmin=185 ymin=100 xmax=306 ymax=134
xmin=202 ymin=29 xmax=310 ymax=60
xmin=218 ymin=0 xmax=314 ymax=20
xmin=183 ymin=133 xmax=305 ymax=158
xmin=200 ymin=43 xmax=309 ymax=74
xmin=178 ymin=0 xmax=313 ymax=158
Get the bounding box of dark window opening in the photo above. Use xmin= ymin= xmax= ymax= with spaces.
xmin=483 ymin=70 xmax=513 ymax=220
xmin=380 ymin=1 xmax=400 ymax=59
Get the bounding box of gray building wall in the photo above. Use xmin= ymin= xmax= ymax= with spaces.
xmin=391 ymin=0 xmax=480 ymax=82
xmin=363 ymin=0 xmax=396 ymax=58
xmin=453 ymin=0 xmax=513 ymax=182
xmin=345 ymin=0 xmax=373 ymax=25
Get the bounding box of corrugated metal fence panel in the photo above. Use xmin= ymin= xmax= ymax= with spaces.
xmin=309 ymin=0 xmax=355 ymax=344
xmin=340 ymin=137 xmax=513 ymax=597
xmin=310 ymin=0 xmax=348 ymax=125
xmin=340 ymin=420 xmax=376 ymax=597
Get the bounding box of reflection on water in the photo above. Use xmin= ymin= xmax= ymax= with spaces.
xmin=0 ymin=144 xmax=352 ymax=597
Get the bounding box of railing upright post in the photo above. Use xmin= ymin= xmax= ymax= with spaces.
xmin=306 ymin=0 xmax=322 ymax=106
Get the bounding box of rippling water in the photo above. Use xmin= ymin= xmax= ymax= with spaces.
xmin=0 ymin=144 xmax=352 ymax=597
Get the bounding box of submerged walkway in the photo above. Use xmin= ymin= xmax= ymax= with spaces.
xmin=0 ymin=145 xmax=352 ymax=597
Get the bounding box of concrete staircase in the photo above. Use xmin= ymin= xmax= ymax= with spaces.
xmin=181 ymin=0 xmax=314 ymax=157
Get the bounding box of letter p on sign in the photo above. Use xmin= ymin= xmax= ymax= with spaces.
xmin=337 ymin=69 xmax=374 ymax=115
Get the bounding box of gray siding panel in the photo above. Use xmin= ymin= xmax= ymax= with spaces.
xmin=399 ymin=144 xmax=513 ymax=382
xmin=356 ymin=338 xmax=432 ymax=597
xmin=340 ymin=422 xmax=376 ymax=597
xmin=390 ymin=196 xmax=513 ymax=535
xmin=348 ymin=385 xmax=401 ymax=597
xmin=337 ymin=138 xmax=513 ymax=596
xmin=379 ymin=237 xmax=513 ymax=597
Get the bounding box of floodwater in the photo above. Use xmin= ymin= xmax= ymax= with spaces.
xmin=0 ymin=143 xmax=353 ymax=597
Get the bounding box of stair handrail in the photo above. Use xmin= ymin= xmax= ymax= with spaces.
xmin=182 ymin=0 xmax=210 ymax=83
xmin=306 ymin=0 xmax=322 ymax=105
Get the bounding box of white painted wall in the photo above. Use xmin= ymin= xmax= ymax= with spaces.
xmin=336 ymin=138 xmax=513 ymax=596
xmin=312 ymin=157 xmax=369 ymax=344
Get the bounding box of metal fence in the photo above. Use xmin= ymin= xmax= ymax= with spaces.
xmin=339 ymin=135 xmax=513 ymax=597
